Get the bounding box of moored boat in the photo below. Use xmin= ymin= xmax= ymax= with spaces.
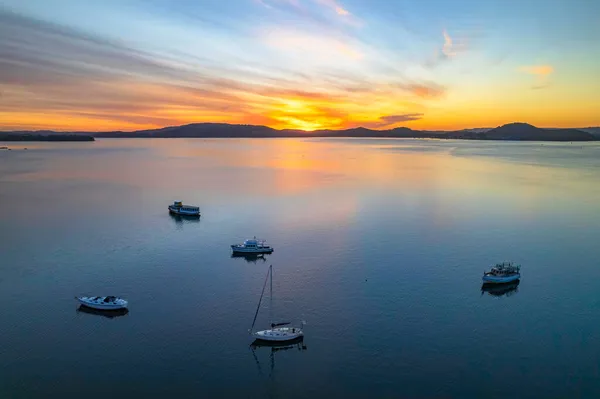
xmin=76 ymin=296 xmax=128 ymax=310
xmin=168 ymin=201 xmax=200 ymax=216
xmin=253 ymin=324 xmax=304 ymax=341
xmin=482 ymin=262 xmax=521 ymax=284
xmin=250 ymin=265 xmax=304 ymax=342
xmin=231 ymin=237 xmax=273 ymax=254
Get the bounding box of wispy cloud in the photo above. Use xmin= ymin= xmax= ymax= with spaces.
xmin=257 ymin=0 xmax=360 ymax=27
xmin=314 ymin=0 xmax=360 ymax=24
xmin=531 ymin=83 xmax=551 ymax=90
xmin=363 ymin=113 xmax=424 ymax=128
xmin=263 ymin=28 xmax=363 ymax=60
xmin=442 ymin=30 xmax=456 ymax=57
xmin=519 ymin=65 xmax=554 ymax=89
xmin=395 ymin=82 xmax=446 ymax=99
xmin=519 ymin=65 xmax=554 ymax=76
xmin=425 ymin=29 xmax=470 ymax=68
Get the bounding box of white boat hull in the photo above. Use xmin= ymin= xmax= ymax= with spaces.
xmin=231 ymin=246 xmax=273 ymax=254
xmin=482 ymin=274 xmax=521 ymax=284
xmin=77 ymin=297 xmax=128 ymax=310
xmin=168 ymin=207 xmax=200 ymax=216
xmin=253 ymin=327 xmax=303 ymax=342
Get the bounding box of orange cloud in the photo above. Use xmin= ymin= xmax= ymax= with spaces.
xmin=519 ymin=65 xmax=554 ymax=76
xmin=314 ymin=0 xmax=361 ymax=26
xmin=362 ymin=113 xmax=424 ymax=128
xmin=335 ymin=5 xmax=349 ymax=16
xmin=396 ymin=82 xmax=446 ymax=99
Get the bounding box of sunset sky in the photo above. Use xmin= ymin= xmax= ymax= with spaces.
xmin=0 ymin=0 xmax=599 ymax=131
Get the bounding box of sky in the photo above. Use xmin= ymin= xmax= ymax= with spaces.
xmin=0 ymin=0 xmax=599 ymax=131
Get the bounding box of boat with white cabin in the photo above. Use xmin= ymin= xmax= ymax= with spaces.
xmin=250 ymin=265 xmax=304 ymax=342
xmin=76 ymin=296 xmax=128 ymax=310
xmin=168 ymin=201 xmax=200 ymax=216
xmin=231 ymin=237 xmax=274 ymax=254
xmin=482 ymin=262 xmax=521 ymax=284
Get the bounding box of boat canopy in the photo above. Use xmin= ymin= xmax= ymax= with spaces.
xmin=271 ymin=322 xmax=291 ymax=328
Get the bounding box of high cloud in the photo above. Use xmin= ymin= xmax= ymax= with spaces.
xmin=257 ymin=0 xmax=359 ymax=27
xmin=425 ymin=29 xmax=470 ymax=68
xmin=442 ymin=30 xmax=456 ymax=57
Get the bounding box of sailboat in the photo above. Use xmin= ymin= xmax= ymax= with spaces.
xmin=250 ymin=265 xmax=304 ymax=342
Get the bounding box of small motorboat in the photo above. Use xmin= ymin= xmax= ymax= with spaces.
xmin=76 ymin=296 xmax=128 ymax=310
xmin=231 ymin=237 xmax=274 ymax=254
xmin=482 ymin=262 xmax=521 ymax=284
xmin=168 ymin=201 xmax=200 ymax=216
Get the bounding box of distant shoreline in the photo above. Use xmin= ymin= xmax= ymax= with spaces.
xmin=0 ymin=133 xmax=94 ymax=142
xmin=1 ymin=122 xmax=598 ymax=142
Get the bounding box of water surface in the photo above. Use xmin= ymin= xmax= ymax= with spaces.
xmin=1 ymin=138 xmax=600 ymax=398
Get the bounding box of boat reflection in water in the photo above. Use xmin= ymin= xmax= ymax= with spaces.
xmin=169 ymin=213 xmax=201 ymax=229
xmin=481 ymin=280 xmax=520 ymax=297
xmin=251 ymin=336 xmax=306 ymax=350
xmin=250 ymin=337 xmax=307 ymax=377
xmin=231 ymin=253 xmax=268 ymax=263
xmin=76 ymin=305 xmax=129 ymax=318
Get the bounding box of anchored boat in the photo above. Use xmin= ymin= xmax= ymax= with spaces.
xmin=482 ymin=262 xmax=521 ymax=284
xmin=76 ymin=296 xmax=128 ymax=310
xmin=168 ymin=201 xmax=200 ymax=216
xmin=250 ymin=265 xmax=304 ymax=342
xmin=231 ymin=237 xmax=274 ymax=254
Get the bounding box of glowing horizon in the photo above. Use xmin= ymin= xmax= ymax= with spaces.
xmin=1 ymin=0 xmax=599 ymax=132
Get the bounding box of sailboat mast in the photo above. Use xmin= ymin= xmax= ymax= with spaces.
xmin=250 ymin=265 xmax=271 ymax=333
xmin=269 ymin=265 xmax=273 ymax=327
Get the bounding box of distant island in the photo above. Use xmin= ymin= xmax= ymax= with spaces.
xmin=0 ymin=133 xmax=94 ymax=142
xmin=1 ymin=123 xmax=598 ymax=142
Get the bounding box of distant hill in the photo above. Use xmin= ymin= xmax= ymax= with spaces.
xmin=0 ymin=132 xmax=94 ymax=142
xmin=580 ymin=127 xmax=600 ymax=138
xmin=92 ymin=123 xmax=431 ymax=139
xmin=480 ymin=123 xmax=594 ymax=141
xmin=2 ymin=122 xmax=597 ymax=141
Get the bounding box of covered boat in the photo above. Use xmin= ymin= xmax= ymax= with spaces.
xmin=231 ymin=237 xmax=274 ymax=254
xmin=482 ymin=262 xmax=521 ymax=284
xmin=76 ymin=296 xmax=128 ymax=310
xmin=168 ymin=201 xmax=200 ymax=216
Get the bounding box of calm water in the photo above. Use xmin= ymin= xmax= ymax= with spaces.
xmin=1 ymin=138 xmax=600 ymax=398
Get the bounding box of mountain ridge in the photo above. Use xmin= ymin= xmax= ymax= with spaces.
xmin=1 ymin=122 xmax=597 ymax=141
